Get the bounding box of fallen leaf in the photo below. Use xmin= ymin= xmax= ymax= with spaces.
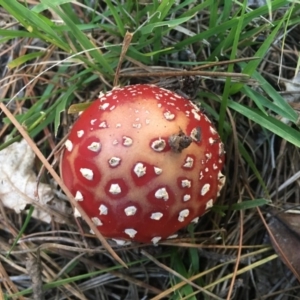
xmin=268 ymin=209 xmax=300 ymax=282
xmin=0 ymin=139 xmax=54 ymax=222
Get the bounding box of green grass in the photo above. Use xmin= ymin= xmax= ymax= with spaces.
xmin=1 ymin=0 xmax=300 ymax=299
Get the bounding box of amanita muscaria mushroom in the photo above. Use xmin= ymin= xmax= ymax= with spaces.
xmin=60 ymin=84 xmax=225 ymax=244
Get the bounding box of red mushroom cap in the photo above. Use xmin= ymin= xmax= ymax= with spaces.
xmin=60 ymin=84 xmax=225 ymax=244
